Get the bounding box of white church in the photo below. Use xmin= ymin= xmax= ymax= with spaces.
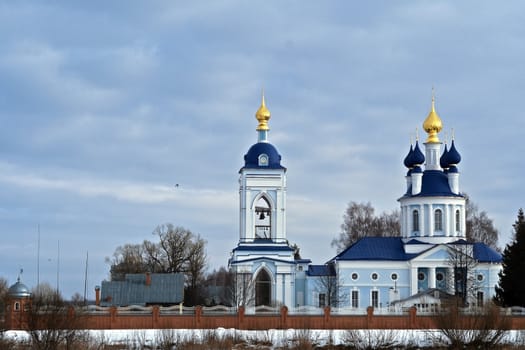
xmin=228 ymin=95 xmax=501 ymax=311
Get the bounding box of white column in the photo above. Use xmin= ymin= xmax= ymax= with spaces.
xmin=419 ymin=204 xmax=424 ymax=236
xmin=276 ymin=274 xmax=283 ymax=305
xmin=444 ymin=205 xmax=450 ymax=236
xmin=285 ymin=274 xmax=293 ymax=307
xmin=411 ymin=267 xmax=419 ymax=295
xmin=461 ymin=206 xmax=466 ymax=238
xmin=428 ymin=267 xmax=436 ymax=289
xmin=402 ymin=206 xmax=407 ymax=237
xmin=428 ymin=204 xmax=434 ymax=237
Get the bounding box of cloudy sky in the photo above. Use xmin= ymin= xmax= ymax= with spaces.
xmin=1 ymin=1 xmax=524 ymax=299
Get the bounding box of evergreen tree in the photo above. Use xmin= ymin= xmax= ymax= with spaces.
xmin=494 ymin=208 xmax=525 ymax=306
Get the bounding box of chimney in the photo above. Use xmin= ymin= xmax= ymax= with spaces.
xmin=146 ymin=272 xmax=151 ymax=286
xmin=95 ymin=285 xmax=100 ymax=306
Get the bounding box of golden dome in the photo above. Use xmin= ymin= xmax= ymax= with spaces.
xmin=255 ymin=92 xmax=271 ymax=131
xmin=423 ymin=95 xmax=443 ymax=143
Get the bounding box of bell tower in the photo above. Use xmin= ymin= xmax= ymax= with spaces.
xmin=229 ymin=93 xmax=296 ymax=308
xmin=238 ymin=93 xmax=287 ymax=243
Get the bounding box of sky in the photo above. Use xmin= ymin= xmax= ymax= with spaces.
xmin=1 ymin=1 xmax=524 ymax=299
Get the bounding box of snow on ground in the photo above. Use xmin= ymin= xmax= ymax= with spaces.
xmin=6 ymin=328 xmax=523 ymax=348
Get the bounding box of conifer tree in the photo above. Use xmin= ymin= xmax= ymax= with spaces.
xmin=494 ymin=208 xmax=525 ymax=306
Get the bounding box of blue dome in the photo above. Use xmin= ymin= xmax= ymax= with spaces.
xmin=440 ymin=144 xmax=449 ymax=169
xmin=8 ymin=280 xmax=31 ymax=298
xmin=446 ymin=140 xmax=461 ymax=165
xmin=403 ymin=145 xmax=414 ymax=168
xmin=243 ymin=142 xmax=285 ymax=170
xmin=412 ymin=141 xmax=425 ymax=165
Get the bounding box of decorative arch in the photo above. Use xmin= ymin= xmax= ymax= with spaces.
xmin=253 ymin=266 xmax=273 ymax=306
xmin=252 ymin=193 xmax=274 ymax=239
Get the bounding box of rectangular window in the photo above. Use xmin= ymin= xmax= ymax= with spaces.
xmin=319 ymin=293 xmax=326 ymax=308
xmin=351 ymin=290 xmax=359 ymax=308
xmin=371 ymin=290 xmax=379 ymax=308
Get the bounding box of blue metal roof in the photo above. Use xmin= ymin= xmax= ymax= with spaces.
xmin=296 ymin=258 xmax=312 ymax=264
xmin=473 ymin=243 xmax=502 ymax=263
xmin=229 ymin=256 xmax=296 ymax=265
xmin=307 ymin=264 xmax=336 ymax=277
xmin=330 ymin=237 xmax=501 ymax=264
xmin=101 ymin=273 xmax=184 ymax=306
xmin=232 ymin=244 xmax=294 ymax=252
xmin=405 ymin=239 xmax=431 ymax=245
xmin=242 ymin=142 xmax=285 ymax=170
xmin=332 ymin=237 xmax=416 ymax=261
xmin=449 ymin=239 xmax=502 ymax=263
xmin=403 ymin=170 xmax=464 ymax=198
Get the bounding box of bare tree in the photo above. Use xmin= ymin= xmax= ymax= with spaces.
xmin=185 ymin=234 xmax=207 ymax=305
xmin=447 ymin=243 xmax=480 ymax=306
xmin=27 ymin=283 xmax=86 ymax=350
xmin=203 ymin=267 xmax=235 ymax=306
xmin=434 ymin=301 xmax=510 ymax=349
xmin=313 ymin=263 xmax=347 ymax=308
xmin=106 ymin=243 xmax=146 ymax=280
xmin=106 ymin=224 xmax=208 ymax=305
xmin=0 ymin=277 xmax=8 ymax=329
xmin=232 ymin=272 xmax=255 ymax=307
xmin=465 ymin=193 xmax=499 ymax=250
xmin=150 ymin=224 xmax=194 ymax=273
xmin=332 ymin=201 xmax=400 ymax=252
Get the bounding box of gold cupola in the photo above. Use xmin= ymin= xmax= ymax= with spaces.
xmin=255 ymin=92 xmax=271 ymax=131
xmin=423 ymin=94 xmax=443 ymax=143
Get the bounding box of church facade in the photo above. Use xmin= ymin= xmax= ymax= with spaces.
xmin=229 ymin=95 xmax=501 ymax=311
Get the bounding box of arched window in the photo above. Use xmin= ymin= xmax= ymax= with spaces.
xmin=412 ymin=210 xmax=420 ymax=232
xmin=434 ymin=209 xmax=443 ymax=231
xmin=255 ymin=269 xmax=271 ymax=306
xmin=255 ymin=196 xmax=271 ymax=239
xmin=258 ymin=153 xmax=269 ymax=166
xmin=455 ymin=210 xmax=460 ymax=232
xmin=14 ymin=302 xmax=20 ymax=311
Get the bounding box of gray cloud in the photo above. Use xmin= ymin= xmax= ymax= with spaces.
xmin=1 ymin=1 xmax=524 ymax=298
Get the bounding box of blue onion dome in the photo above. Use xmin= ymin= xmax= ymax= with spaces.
xmin=446 ymin=140 xmax=461 ymax=165
xmin=8 ymin=278 xmax=31 ymax=298
xmin=403 ymin=145 xmax=414 ymax=168
xmin=243 ymin=142 xmax=285 ymax=169
xmin=440 ymin=144 xmax=449 ymax=169
xmin=412 ymin=141 xmax=425 ymax=165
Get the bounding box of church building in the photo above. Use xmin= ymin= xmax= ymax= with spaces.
xmin=229 ymin=94 xmax=502 ymax=311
